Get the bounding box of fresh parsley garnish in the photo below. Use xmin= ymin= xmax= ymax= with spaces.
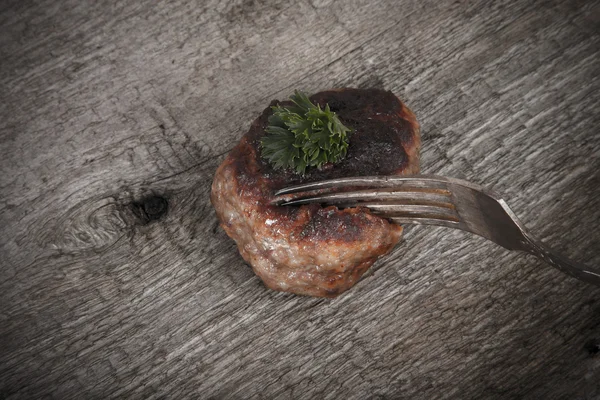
xmin=260 ymin=90 xmax=351 ymax=175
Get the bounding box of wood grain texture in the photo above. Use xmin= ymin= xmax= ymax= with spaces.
xmin=1 ymin=0 xmax=599 ymax=398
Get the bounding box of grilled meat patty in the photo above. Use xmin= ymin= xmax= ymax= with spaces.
xmin=211 ymin=88 xmax=420 ymax=297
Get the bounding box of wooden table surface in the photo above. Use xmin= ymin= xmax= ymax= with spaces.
xmin=1 ymin=0 xmax=599 ymax=398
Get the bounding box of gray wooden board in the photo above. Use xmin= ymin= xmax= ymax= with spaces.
xmin=1 ymin=0 xmax=599 ymax=398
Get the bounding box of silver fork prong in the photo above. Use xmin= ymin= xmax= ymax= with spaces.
xmin=389 ymin=216 xmax=461 ymax=229
xmin=274 ymin=175 xmax=452 ymax=196
xmin=276 ymin=188 xmax=452 ymax=206
xmin=364 ymin=203 xmax=459 ymax=221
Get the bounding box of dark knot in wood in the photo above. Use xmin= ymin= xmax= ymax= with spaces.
xmin=131 ymin=195 xmax=168 ymax=224
xmin=584 ymin=338 xmax=600 ymax=356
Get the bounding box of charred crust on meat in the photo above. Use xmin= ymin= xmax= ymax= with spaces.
xmin=299 ymin=207 xmax=371 ymax=243
xmin=211 ymin=88 xmax=420 ymax=297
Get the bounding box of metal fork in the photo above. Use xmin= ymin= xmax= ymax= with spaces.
xmin=274 ymin=175 xmax=600 ymax=287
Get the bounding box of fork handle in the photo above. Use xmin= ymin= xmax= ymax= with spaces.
xmin=523 ymin=235 xmax=600 ymax=287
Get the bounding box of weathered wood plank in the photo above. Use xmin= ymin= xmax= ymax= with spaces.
xmin=1 ymin=0 xmax=599 ymax=399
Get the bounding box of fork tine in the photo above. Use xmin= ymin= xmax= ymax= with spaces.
xmin=275 ymin=188 xmax=452 ymax=206
xmin=364 ymin=203 xmax=459 ymax=220
xmin=274 ymin=175 xmax=452 ymax=196
xmin=389 ymin=217 xmax=461 ymax=228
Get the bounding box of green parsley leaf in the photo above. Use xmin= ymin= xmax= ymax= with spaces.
xmin=260 ymin=90 xmax=351 ymax=175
